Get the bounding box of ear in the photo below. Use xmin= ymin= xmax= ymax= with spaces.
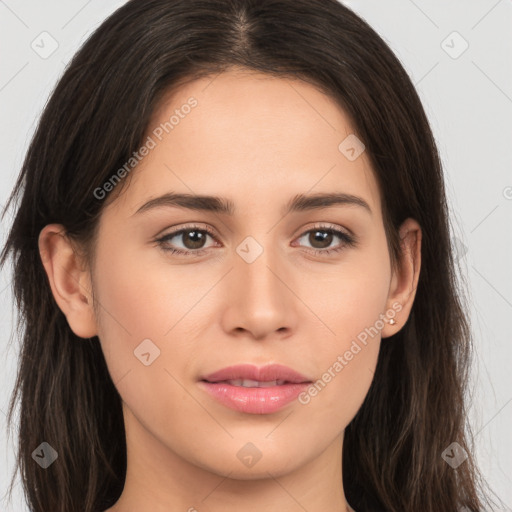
xmin=38 ymin=224 xmax=98 ymax=339
xmin=381 ymin=217 xmax=422 ymax=338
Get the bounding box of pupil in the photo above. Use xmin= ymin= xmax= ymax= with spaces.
xmin=184 ymin=230 xmax=205 ymax=249
xmin=310 ymin=230 xmax=332 ymax=249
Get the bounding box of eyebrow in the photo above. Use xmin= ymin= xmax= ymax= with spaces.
xmin=132 ymin=191 xmax=372 ymax=217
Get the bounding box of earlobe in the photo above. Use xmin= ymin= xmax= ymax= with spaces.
xmin=381 ymin=218 xmax=422 ymax=339
xmin=38 ymin=224 xmax=98 ymax=339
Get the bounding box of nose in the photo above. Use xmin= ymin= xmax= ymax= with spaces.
xmin=220 ymin=245 xmax=298 ymax=341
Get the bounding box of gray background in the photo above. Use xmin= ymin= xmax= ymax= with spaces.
xmin=1 ymin=1 xmax=511 ymax=510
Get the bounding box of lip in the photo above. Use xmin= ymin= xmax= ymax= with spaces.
xmin=199 ymin=364 xmax=312 ymax=415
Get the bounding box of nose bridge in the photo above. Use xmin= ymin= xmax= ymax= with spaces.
xmin=224 ymin=233 xmax=296 ymax=338
xmin=236 ymin=233 xmax=285 ymax=305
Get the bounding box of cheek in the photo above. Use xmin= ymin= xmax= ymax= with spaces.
xmin=301 ymin=248 xmax=390 ymax=423
xmin=91 ymin=245 xmax=201 ymax=437
xmin=91 ymin=240 xmax=172 ymax=381
xmin=92 ymin=238 xmax=210 ymax=388
xmin=316 ymin=238 xmax=391 ymax=343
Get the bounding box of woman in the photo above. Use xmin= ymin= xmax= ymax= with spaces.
xmin=0 ymin=0 xmax=499 ymax=510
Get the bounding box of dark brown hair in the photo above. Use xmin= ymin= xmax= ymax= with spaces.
xmin=1 ymin=0 xmax=501 ymax=510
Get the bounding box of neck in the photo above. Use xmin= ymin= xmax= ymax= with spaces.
xmin=105 ymin=404 xmax=354 ymax=512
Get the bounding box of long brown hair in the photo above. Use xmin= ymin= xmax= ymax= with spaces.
xmin=1 ymin=0 xmax=500 ymax=510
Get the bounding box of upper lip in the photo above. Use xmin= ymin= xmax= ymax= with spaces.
xmin=201 ymin=364 xmax=312 ymax=384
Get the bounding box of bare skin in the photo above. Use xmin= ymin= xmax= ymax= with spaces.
xmin=39 ymin=68 xmax=421 ymax=512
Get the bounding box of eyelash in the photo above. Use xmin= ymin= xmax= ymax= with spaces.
xmin=155 ymin=223 xmax=357 ymax=258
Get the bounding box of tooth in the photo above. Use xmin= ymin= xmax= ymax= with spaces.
xmin=257 ymin=380 xmax=278 ymax=388
xmin=241 ymin=379 xmax=260 ymax=387
xmin=226 ymin=379 xmax=282 ymax=388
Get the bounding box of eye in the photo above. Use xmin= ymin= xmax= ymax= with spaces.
xmin=155 ymin=224 xmax=217 ymax=256
xmin=293 ymin=224 xmax=357 ymax=256
xmin=155 ymin=223 xmax=357 ymax=258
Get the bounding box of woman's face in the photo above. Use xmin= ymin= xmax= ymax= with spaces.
xmin=53 ymin=70 xmax=420 ymax=486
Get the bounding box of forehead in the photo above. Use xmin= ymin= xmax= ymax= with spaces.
xmin=105 ymin=70 xmax=382 ymax=220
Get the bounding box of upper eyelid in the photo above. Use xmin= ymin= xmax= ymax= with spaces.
xmin=155 ymin=222 xmax=215 ymax=239
xmin=305 ymin=222 xmax=352 ymax=236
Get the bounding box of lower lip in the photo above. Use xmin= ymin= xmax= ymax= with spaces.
xmin=199 ymin=381 xmax=310 ymax=414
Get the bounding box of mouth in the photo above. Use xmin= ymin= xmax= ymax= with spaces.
xmin=200 ymin=363 xmax=311 ymax=384
xmin=198 ymin=364 xmax=313 ymax=414
xmin=203 ymin=378 xmax=294 ymax=387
